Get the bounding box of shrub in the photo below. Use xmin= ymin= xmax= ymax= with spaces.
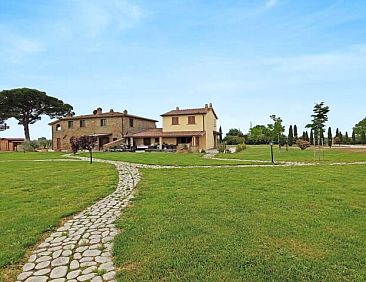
xmin=297 ymin=139 xmax=311 ymax=150
xmin=225 ymin=149 xmax=232 ymax=154
xmin=236 ymin=144 xmax=246 ymax=152
xmin=200 ymin=149 xmax=206 ymax=154
xmin=217 ymin=144 xmax=226 ymax=153
xmin=223 ymin=135 xmax=245 ymax=145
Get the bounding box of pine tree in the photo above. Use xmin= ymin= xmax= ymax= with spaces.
xmin=361 ymin=131 xmax=366 ymax=145
xmin=294 ymin=125 xmax=298 ymax=141
xmin=352 ymin=130 xmax=356 ymax=144
xmin=288 ymin=125 xmax=294 ymax=146
xmin=310 ymin=129 xmax=314 ymax=145
xmin=327 ymin=127 xmax=332 ymax=147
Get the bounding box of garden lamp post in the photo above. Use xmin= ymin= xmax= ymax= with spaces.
xmin=270 ymin=141 xmax=274 ymax=164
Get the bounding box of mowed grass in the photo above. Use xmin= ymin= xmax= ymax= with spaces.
xmin=81 ymin=152 xmax=256 ymax=166
xmin=114 ymin=166 xmax=366 ymax=281
xmin=0 ymin=160 xmax=118 ymax=280
xmin=217 ymin=145 xmax=366 ymax=163
xmin=0 ymin=152 xmax=65 ymax=160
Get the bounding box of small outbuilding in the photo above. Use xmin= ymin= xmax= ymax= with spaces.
xmin=0 ymin=138 xmax=25 ymax=151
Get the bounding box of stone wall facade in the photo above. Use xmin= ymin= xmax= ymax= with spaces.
xmin=50 ymin=109 xmax=156 ymax=151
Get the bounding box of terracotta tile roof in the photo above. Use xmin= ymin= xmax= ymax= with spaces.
xmin=161 ymin=107 xmax=218 ymax=119
xmin=0 ymin=138 xmax=25 ymax=141
xmin=125 ymin=128 xmax=206 ymax=138
xmin=49 ymin=111 xmax=158 ymax=125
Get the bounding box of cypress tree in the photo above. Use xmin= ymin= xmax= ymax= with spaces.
xmin=345 ymin=132 xmax=349 ymax=145
xmin=314 ymin=129 xmax=318 ymax=145
xmin=336 ymin=128 xmax=339 ymax=138
xmin=288 ymin=125 xmax=294 ymax=146
xmin=327 ymin=127 xmax=332 ymax=147
xmin=310 ymin=129 xmax=314 ymax=145
xmin=305 ymin=131 xmax=309 ymax=141
xmin=352 ymin=130 xmax=356 ymax=144
xmin=294 ymin=125 xmax=298 ymax=141
xmin=361 ymin=131 xmax=366 ymax=145
xmin=339 ymin=131 xmax=343 ymax=144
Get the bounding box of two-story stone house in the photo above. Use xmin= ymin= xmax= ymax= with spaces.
xmin=126 ymin=103 xmax=219 ymax=151
xmin=49 ymin=108 xmax=157 ymax=151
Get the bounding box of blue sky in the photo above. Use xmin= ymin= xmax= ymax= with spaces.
xmin=1 ymin=0 xmax=366 ymax=139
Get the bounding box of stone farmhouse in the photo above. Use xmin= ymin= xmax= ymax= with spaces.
xmin=50 ymin=104 xmax=219 ymax=152
xmin=49 ymin=108 xmax=157 ymax=151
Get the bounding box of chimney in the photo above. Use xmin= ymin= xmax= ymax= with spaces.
xmin=96 ymin=107 xmax=102 ymax=114
xmin=205 ymin=104 xmax=208 ymax=108
xmin=109 ymin=109 xmax=114 ymax=113
xmin=209 ymin=103 xmax=212 ymax=108
xmin=123 ymin=109 xmax=128 ymax=115
xmin=176 ymin=107 xmax=180 ymax=110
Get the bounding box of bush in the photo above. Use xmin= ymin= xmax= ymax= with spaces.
xmin=225 ymin=149 xmax=232 ymax=154
xmin=297 ymin=139 xmax=311 ymax=150
xmin=200 ymin=149 xmax=206 ymax=154
xmin=223 ymin=135 xmax=245 ymax=145
xmin=217 ymin=144 xmax=226 ymax=153
xmin=236 ymin=144 xmax=246 ymax=152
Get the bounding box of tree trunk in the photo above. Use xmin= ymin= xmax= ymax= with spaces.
xmin=23 ymin=123 xmax=31 ymax=141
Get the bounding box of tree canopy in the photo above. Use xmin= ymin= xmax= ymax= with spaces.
xmin=353 ymin=117 xmax=366 ymax=135
xmin=0 ymin=88 xmax=73 ymax=140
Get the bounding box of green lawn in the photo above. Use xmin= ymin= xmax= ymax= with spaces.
xmin=0 ymin=160 xmax=118 ymax=281
xmin=114 ymin=165 xmax=366 ymax=281
xmin=80 ymin=152 xmax=258 ymax=166
xmin=0 ymin=152 xmax=65 ymax=160
xmin=217 ymin=145 xmax=366 ymax=163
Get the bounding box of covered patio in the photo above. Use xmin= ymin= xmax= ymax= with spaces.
xmin=125 ymin=128 xmax=206 ymax=151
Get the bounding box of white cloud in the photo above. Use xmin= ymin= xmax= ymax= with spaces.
xmin=265 ymin=0 xmax=278 ymax=9
xmin=74 ymin=0 xmax=145 ymax=37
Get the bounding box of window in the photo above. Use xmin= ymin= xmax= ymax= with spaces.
xmin=188 ymin=116 xmax=195 ymax=124
xmin=129 ymin=118 xmax=134 ymax=127
xmin=100 ymin=119 xmax=107 ymax=127
xmin=56 ymin=124 xmax=61 ymax=131
xmin=172 ymin=116 xmax=179 ymax=125
xmin=68 ymin=121 xmax=73 ymax=128
xmin=155 ymin=138 xmax=159 ymax=143
xmin=177 ymin=137 xmax=192 ymax=144
xmin=80 ymin=120 xmax=86 ymax=127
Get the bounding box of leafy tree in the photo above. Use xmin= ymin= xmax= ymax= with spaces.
xmin=288 ymin=125 xmax=294 ymax=146
xmin=247 ymin=125 xmax=271 ymax=144
xmin=327 ymin=127 xmax=332 ymax=147
xmin=36 ymin=137 xmax=51 ymax=149
xmin=310 ymin=129 xmax=314 ymax=145
xmin=297 ymin=139 xmax=311 ymax=150
xmin=294 ymin=125 xmax=298 ymax=142
xmin=269 ymin=115 xmax=285 ymax=145
xmin=361 ymin=131 xmax=366 ymax=145
xmin=353 ymin=117 xmax=366 ymax=135
xmin=70 ymin=136 xmax=97 ymax=163
xmin=0 ymin=88 xmax=73 ymax=141
xmin=306 ymin=102 xmax=330 ymax=148
xmin=223 ymin=128 xmax=245 ymax=145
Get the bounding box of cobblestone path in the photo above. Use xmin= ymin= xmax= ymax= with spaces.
xmin=16 ymin=160 xmax=140 ymax=282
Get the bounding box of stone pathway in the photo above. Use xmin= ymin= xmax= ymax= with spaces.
xmin=16 ymin=160 xmax=140 ymax=282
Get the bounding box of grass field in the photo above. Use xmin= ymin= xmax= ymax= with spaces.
xmin=0 ymin=152 xmax=65 ymax=160
xmin=114 ymin=165 xmax=366 ymax=281
xmin=0 ymin=160 xmax=118 ymax=281
xmin=217 ymin=145 xmax=366 ymax=163
xmin=80 ymin=152 xmax=258 ymax=166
